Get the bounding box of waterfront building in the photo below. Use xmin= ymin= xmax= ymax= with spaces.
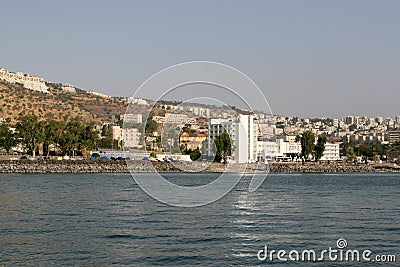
xmin=256 ymin=141 xmax=278 ymax=161
xmin=208 ymin=112 xmax=258 ymax=164
xmin=112 ymin=126 xmax=142 ymax=148
xmin=320 ymin=143 xmax=340 ymax=161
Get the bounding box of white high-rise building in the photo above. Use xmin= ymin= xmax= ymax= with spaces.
xmin=208 ymin=112 xmax=258 ymax=163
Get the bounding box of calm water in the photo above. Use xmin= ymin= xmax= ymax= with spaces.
xmin=0 ymin=173 xmax=399 ymax=266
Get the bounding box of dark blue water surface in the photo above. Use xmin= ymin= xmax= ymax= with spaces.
xmin=0 ymin=173 xmax=399 ymax=266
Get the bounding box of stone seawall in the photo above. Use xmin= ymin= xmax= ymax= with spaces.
xmin=0 ymin=160 xmax=399 ymax=174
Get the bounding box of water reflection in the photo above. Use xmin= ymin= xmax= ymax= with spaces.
xmin=0 ymin=173 xmax=399 ymax=266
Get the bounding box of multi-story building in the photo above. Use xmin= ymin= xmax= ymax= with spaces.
xmin=154 ymin=114 xmax=197 ymax=125
xmin=179 ymin=133 xmax=207 ymax=151
xmin=276 ymin=139 xmax=302 ymax=157
xmin=256 ymin=141 xmax=278 ymax=161
xmin=320 ymin=143 xmax=340 ymax=161
xmin=122 ymin=114 xmax=143 ymax=124
xmin=0 ymin=67 xmax=49 ymax=93
xmin=189 ymin=107 xmax=211 ymax=118
xmin=208 ymin=112 xmax=258 ymax=164
xmin=387 ymin=131 xmax=400 ymax=144
xmin=112 ymin=126 xmax=142 ymax=148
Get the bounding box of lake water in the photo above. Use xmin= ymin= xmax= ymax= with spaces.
xmin=0 ymin=173 xmax=399 ymax=266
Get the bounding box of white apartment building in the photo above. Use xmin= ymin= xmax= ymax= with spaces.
xmin=128 ymin=98 xmax=149 ymax=105
xmin=256 ymin=141 xmax=278 ymax=161
xmin=208 ymin=113 xmax=258 ymax=164
xmin=276 ymin=139 xmax=302 ymax=157
xmin=88 ymin=90 xmax=110 ymax=98
xmin=256 ymin=139 xmax=340 ymax=161
xmin=189 ymin=107 xmax=211 ymax=118
xmin=112 ymin=126 xmax=142 ymax=148
xmin=61 ymin=84 xmax=77 ymax=93
xmin=320 ymin=143 xmax=340 ymax=161
xmin=154 ymin=114 xmax=197 ymax=125
xmin=122 ymin=114 xmax=142 ymax=124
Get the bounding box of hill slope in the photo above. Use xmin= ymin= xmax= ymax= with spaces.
xmin=0 ymin=81 xmax=128 ymax=123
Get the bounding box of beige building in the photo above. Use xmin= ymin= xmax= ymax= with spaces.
xmin=179 ymin=133 xmax=207 ymax=151
xmin=88 ymin=90 xmax=110 ymax=98
xmin=112 ymin=126 xmax=142 ymax=148
xmin=0 ymin=67 xmax=49 ymax=93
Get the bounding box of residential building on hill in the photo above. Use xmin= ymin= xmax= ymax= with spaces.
xmin=0 ymin=67 xmax=49 ymax=93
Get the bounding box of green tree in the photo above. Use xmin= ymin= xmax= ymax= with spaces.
xmin=43 ymin=121 xmax=64 ymax=156
xmin=190 ymin=149 xmax=201 ymax=161
xmin=145 ymin=117 xmax=158 ymax=137
xmin=16 ymin=115 xmax=41 ymax=156
xmin=98 ymin=124 xmax=113 ymax=149
xmin=314 ymin=134 xmax=327 ymax=161
xmin=214 ymin=131 xmax=232 ymax=164
xmin=58 ymin=118 xmax=84 ymax=156
xmin=0 ymin=124 xmax=17 ymax=154
xmin=79 ymin=122 xmax=99 ymax=158
xmin=299 ymin=130 xmax=315 ymax=159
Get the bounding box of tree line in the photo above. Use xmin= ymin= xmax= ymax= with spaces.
xmin=0 ymin=116 xmax=99 ymax=157
xmin=297 ymin=130 xmax=327 ymax=161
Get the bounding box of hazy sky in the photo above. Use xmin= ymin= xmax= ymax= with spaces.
xmin=1 ymin=0 xmax=399 ymax=118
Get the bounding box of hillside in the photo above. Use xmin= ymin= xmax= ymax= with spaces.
xmin=0 ymin=80 xmax=128 ymax=123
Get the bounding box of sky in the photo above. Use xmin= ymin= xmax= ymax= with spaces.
xmin=1 ymin=0 xmax=399 ymax=118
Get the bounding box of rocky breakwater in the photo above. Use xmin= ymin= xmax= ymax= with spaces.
xmin=0 ymin=160 xmax=399 ymax=173
xmin=269 ymin=163 xmax=376 ymax=173
xmin=0 ymin=160 xmax=131 ymax=173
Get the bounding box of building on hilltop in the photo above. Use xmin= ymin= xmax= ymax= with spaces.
xmin=61 ymin=84 xmax=77 ymax=93
xmin=88 ymin=90 xmax=111 ymax=98
xmin=0 ymin=67 xmax=49 ymax=93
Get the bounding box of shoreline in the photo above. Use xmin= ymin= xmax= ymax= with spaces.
xmin=0 ymin=160 xmax=399 ymax=174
